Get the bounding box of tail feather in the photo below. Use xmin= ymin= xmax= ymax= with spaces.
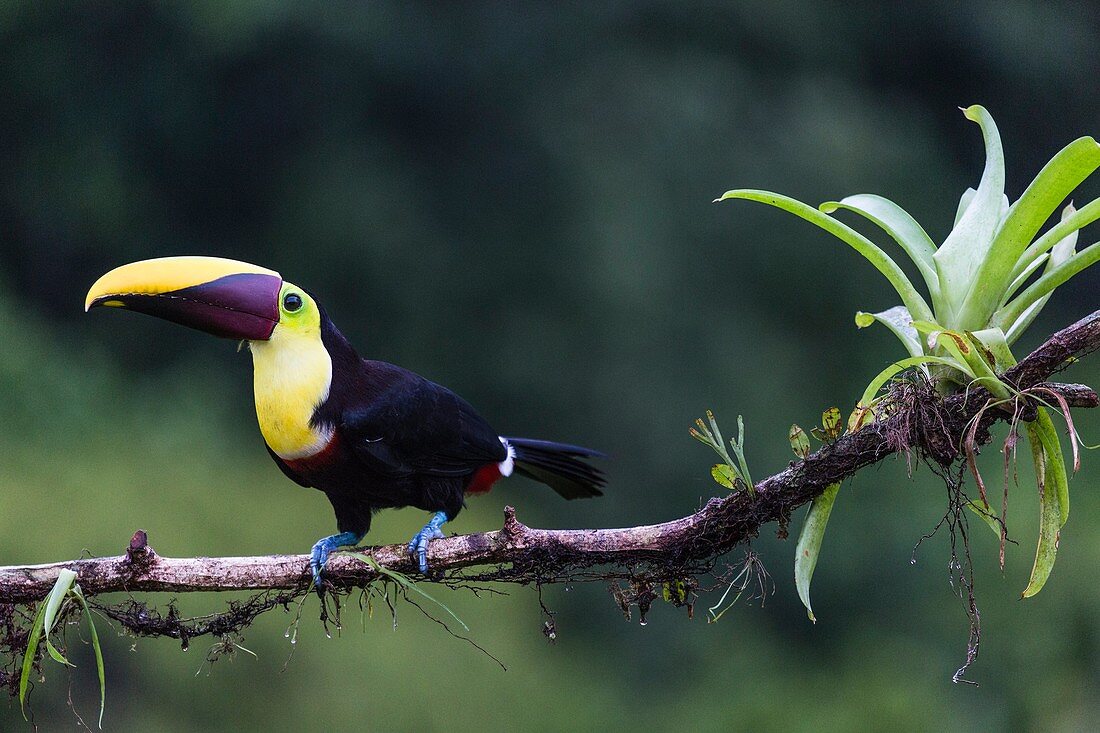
xmin=505 ymin=437 xmax=605 ymax=500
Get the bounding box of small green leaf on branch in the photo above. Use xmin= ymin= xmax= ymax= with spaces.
xmin=789 ymin=424 xmax=810 ymax=459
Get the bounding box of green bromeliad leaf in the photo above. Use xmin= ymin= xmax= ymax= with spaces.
xmin=997 ymin=240 xmax=1100 ymax=339
xmin=1022 ymin=409 xmax=1069 ymax=598
xmin=795 ymin=482 xmax=840 ymax=623
xmin=1033 ymin=407 xmax=1070 ymax=527
xmin=714 ymin=189 xmax=934 ymax=323
xmin=819 ymin=194 xmax=939 ymax=300
xmin=966 ymin=327 xmax=1015 ymax=371
xmin=1007 ymin=196 xmax=1100 ymax=284
xmin=854 ymin=305 xmax=921 ymax=357
xmin=999 ymin=202 xmax=1084 ymax=343
xmin=953 ymin=187 xmax=977 ymax=227
xmin=932 ymin=106 xmax=1006 ymax=326
xmin=959 ymin=134 xmax=1100 ymax=329
xmin=1001 ymin=252 xmax=1049 ymax=308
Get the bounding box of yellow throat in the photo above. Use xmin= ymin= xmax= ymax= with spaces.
xmin=249 ymin=287 xmax=334 ymax=460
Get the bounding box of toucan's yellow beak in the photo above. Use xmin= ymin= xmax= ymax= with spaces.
xmin=85 ymin=256 xmax=284 ymax=340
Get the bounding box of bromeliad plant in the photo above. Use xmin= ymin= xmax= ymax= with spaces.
xmin=717 ymin=105 xmax=1100 ymax=612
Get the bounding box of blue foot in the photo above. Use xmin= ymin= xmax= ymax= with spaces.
xmin=407 ymin=512 xmax=448 ymax=573
xmin=310 ymin=531 xmax=364 ymax=590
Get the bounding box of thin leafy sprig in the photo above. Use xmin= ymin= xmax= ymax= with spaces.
xmin=20 ymin=570 xmax=105 ymax=728
xmin=690 ymin=410 xmax=754 ymax=496
xmin=345 ymin=552 xmax=469 ymax=632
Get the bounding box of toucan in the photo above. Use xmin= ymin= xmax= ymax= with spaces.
xmin=84 ymin=256 xmax=604 ymax=587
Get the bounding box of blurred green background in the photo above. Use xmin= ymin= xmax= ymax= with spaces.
xmin=2 ymin=2 xmax=1099 ymax=730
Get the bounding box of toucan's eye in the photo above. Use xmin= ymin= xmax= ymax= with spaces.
xmin=283 ymin=293 xmax=303 ymax=312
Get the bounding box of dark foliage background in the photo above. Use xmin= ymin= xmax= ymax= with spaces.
xmin=1 ymin=2 xmax=1098 ymax=729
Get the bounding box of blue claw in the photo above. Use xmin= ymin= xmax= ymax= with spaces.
xmin=407 ymin=512 xmax=448 ymax=573
xmin=309 ymin=531 xmax=364 ymax=590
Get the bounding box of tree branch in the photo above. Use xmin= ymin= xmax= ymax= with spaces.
xmin=1 ymin=311 xmax=1098 ymax=605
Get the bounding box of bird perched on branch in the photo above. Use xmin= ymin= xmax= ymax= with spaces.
xmin=85 ymin=256 xmax=604 ymax=588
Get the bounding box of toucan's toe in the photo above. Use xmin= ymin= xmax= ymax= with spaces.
xmin=407 ymin=512 xmax=449 ymax=573
xmin=309 ymin=537 xmax=336 ymax=590
xmin=308 ymin=531 xmax=364 ymax=591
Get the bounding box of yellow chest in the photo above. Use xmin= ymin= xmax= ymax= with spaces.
xmin=250 ymin=331 xmax=334 ymax=460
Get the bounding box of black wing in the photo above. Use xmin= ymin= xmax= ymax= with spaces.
xmin=341 ymin=373 xmax=506 ymax=478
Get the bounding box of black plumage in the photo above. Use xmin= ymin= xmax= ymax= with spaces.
xmin=267 ymin=305 xmax=604 ymax=538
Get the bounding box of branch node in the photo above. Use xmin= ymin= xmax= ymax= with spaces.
xmin=502 ymin=506 xmax=527 ymax=540
xmin=125 ymin=529 xmax=156 ymax=570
